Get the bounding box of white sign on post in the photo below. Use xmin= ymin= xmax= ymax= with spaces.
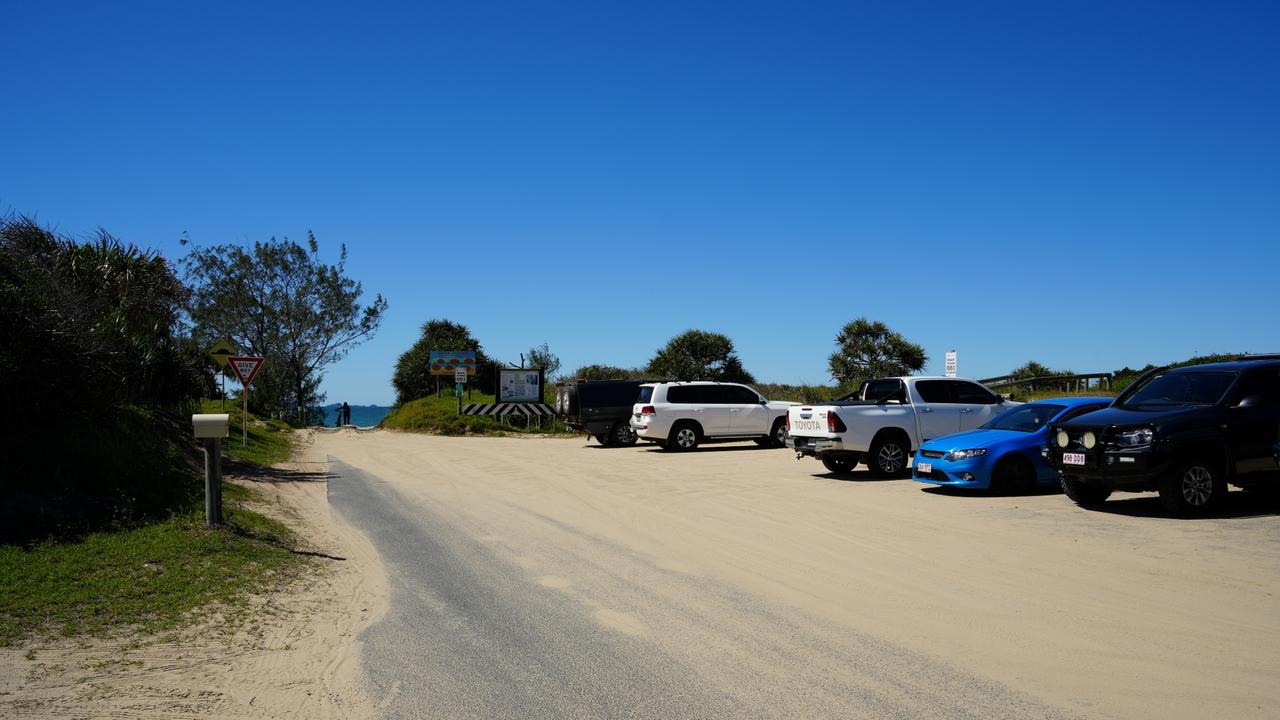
xmin=945 ymin=350 xmax=958 ymax=378
xmin=455 ymin=368 xmax=468 ymax=384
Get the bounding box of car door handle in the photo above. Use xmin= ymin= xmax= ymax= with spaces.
xmin=921 ymin=407 xmax=933 ymax=413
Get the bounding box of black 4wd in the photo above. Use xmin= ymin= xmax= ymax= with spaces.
xmin=555 ymin=379 xmax=643 ymax=447
xmin=1049 ymin=357 xmax=1280 ymax=516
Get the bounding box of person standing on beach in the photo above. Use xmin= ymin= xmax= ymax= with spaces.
xmin=341 ymin=401 xmax=351 ymax=426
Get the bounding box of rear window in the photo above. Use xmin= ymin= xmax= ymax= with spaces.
xmin=915 ymin=380 xmax=950 ymax=403
xmin=667 ymin=385 xmax=720 ymax=403
xmin=864 ymin=379 xmax=904 ymax=402
xmin=637 ymin=386 xmax=654 ymax=404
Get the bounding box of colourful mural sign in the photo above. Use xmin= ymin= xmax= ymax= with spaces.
xmin=429 ymin=351 xmax=478 ymax=376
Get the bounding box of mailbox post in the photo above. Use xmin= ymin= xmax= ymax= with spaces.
xmin=192 ymin=414 xmax=230 ymax=526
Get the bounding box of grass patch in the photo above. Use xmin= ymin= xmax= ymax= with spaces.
xmin=199 ymin=399 xmax=293 ymax=466
xmin=383 ymin=391 xmax=573 ymax=436
xmin=0 ymin=484 xmax=302 ymax=645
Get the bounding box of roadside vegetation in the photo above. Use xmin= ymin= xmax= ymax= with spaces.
xmin=383 ymin=390 xmax=572 ymax=436
xmin=0 ymin=214 xmax=371 ymax=646
xmin=0 ymin=483 xmax=299 ymax=645
xmin=0 ymin=399 xmax=303 ymax=646
xmin=201 ymin=399 xmax=295 ymax=466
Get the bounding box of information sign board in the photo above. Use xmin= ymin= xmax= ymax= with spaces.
xmin=497 ymin=368 xmax=544 ymax=403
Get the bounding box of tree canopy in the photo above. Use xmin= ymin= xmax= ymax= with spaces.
xmin=2 ymin=216 xmax=201 ymax=419
xmin=569 ymin=364 xmax=647 ymax=381
xmin=1009 ymin=360 xmax=1074 ymax=379
xmin=646 ymin=330 xmax=755 ymax=383
xmin=182 ymin=232 xmax=386 ymax=423
xmin=827 ymin=318 xmax=927 ymax=386
xmin=393 ymin=319 xmax=494 ymax=404
xmin=526 ymin=342 xmax=561 ymax=378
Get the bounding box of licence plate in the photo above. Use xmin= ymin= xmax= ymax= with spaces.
xmin=917 ymin=463 xmax=932 ymax=474
xmin=1063 ymin=453 xmax=1086 ymax=466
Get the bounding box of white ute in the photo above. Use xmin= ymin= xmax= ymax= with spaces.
xmin=787 ymin=377 xmax=1014 ymax=476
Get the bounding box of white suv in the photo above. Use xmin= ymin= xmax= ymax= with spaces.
xmin=630 ymin=382 xmax=796 ymax=451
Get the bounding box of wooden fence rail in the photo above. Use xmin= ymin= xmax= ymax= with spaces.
xmin=978 ymin=373 xmax=1113 ymax=392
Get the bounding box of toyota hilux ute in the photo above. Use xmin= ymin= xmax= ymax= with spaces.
xmin=787 ymin=377 xmax=1013 ymax=477
xmin=1049 ymin=356 xmax=1280 ymax=516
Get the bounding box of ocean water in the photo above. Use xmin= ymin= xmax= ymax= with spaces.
xmin=321 ymin=404 xmax=391 ymax=427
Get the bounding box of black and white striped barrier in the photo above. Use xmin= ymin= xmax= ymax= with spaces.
xmin=462 ymin=403 xmax=556 ymax=417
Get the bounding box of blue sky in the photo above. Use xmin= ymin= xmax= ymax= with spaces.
xmin=3 ymin=1 xmax=1277 ymax=404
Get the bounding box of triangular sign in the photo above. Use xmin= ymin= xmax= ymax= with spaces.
xmin=227 ymin=356 xmax=264 ymax=386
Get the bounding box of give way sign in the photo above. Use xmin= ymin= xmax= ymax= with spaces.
xmin=227 ymin=356 xmax=264 ymax=386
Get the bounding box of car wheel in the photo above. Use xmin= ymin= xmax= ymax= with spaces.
xmin=991 ymin=456 xmax=1035 ymax=494
xmin=821 ymin=455 xmax=857 ymax=474
xmin=770 ymin=418 xmax=788 ymax=448
xmin=1159 ymin=458 xmax=1226 ymax=516
xmin=1061 ymin=477 xmax=1111 ymax=508
xmin=667 ymin=422 xmax=701 ymax=452
xmin=612 ymin=421 xmax=638 ymax=447
xmin=868 ymin=435 xmax=910 ymax=478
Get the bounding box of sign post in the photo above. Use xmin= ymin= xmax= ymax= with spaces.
xmin=227 ymin=356 xmax=265 ymax=447
xmin=945 ymin=350 xmax=958 ymax=378
xmin=455 ymin=367 xmax=468 ymax=414
xmin=208 ymin=338 xmax=239 ymax=412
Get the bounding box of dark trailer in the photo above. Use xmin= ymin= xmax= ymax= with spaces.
xmin=556 ymin=379 xmax=643 ymax=447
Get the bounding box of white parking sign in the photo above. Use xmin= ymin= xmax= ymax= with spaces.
xmin=455 ymin=368 xmax=468 ymax=384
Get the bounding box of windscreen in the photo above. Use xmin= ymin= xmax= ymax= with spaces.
xmin=981 ymin=404 xmax=1065 ymax=432
xmin=1121 ymin=371 xmax=1237 ymax=408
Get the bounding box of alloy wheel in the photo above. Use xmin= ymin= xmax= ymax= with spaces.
xmin=878 ymin=443 xmax=905 ymax=474
xmin=1181 ymin=465 xmax=1215 ymax=506
xmin=616 ymin=424 xmax=636 ymax=445
xmin=676 ymin=428 xmax=697 ymax=449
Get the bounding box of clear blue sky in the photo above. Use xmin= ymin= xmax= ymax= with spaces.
xmin=3 ymin=1 xmax=1277 ymax=404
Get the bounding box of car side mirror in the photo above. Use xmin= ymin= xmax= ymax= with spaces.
xmin=1233 ymin=395 xmax=1263 ymax=410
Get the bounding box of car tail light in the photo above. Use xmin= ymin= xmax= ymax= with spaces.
xmin=827 ymin=411 xmax=847 ymax=433
xmin=785 ymin=414 xmax=790 ymax=432
xmin=640 ymin=406 xmax=656 ymax=415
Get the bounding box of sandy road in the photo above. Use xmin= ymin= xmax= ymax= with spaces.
xmin=321 ymin=431 xmax=1280 ymax=719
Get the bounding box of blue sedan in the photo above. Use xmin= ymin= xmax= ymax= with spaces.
xmin=913 ymin=397 xmax=1112 ymax=493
